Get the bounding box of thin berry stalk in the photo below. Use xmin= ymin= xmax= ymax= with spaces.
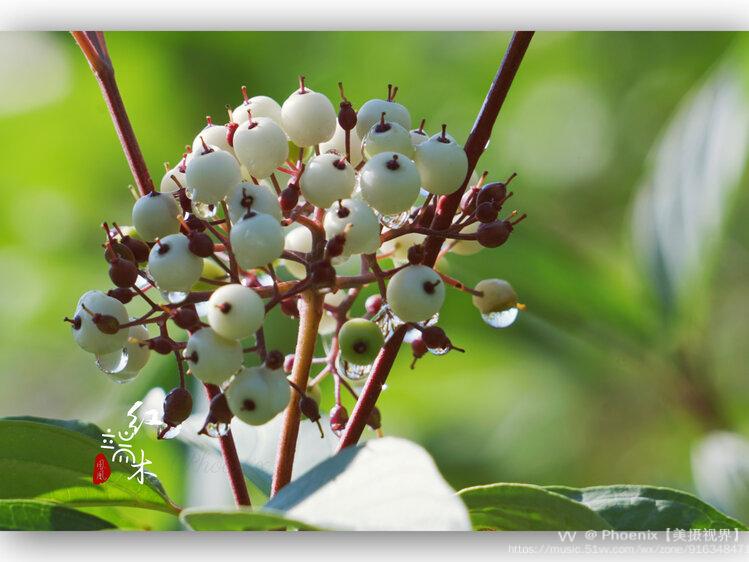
xmin=271 ymin=290 xmax=324 ymax=495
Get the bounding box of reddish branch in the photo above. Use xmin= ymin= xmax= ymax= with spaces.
xmin=336 ymin=31 xmax=535 ymax=453
xmin=72 ymin=32 xmax=154 ymax=196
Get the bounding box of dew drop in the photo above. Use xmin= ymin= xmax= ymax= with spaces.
xmin=377 ymin=209 xmax=411 ymax=229
xmin=161 ymin=290 xmax=188 ymax=304
xmin=204 ymin=421 xmax=231 ymax=437
xmin=371 ymin=303 xmax=403 ymax=338
xmin=192 ymin=202 xmax=218 ymax=220
xmin=427 ymin=345 xmax=450 ymax=356
xmin=96 ymin=349 xmax=138 ymax=383
xmin=336 ymin=354 xmax=373 ymax=381
xmin=158 ymin=423 xmax=182 ymax=439
xmin=481 ymin=307 xmax=519 ymax=328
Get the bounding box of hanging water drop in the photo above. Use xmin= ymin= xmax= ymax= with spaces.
xmin=96 ymin=348 xmax=138 ymax=382
xmin=161 ymin=290 xmax=188 ymax=304
xmin=336 ymin=353 xmax=373 ymax=381
xmin=377 ymin=209 xmax=411 ymax=229
xmin=204 ymin=421 xmax=231 ymax=437
xmin=481 ymin=307 xmax=519 ymax=328
xmin=371 ymin=303 xmax=403 ymax=339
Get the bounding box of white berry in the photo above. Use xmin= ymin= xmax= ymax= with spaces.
xmin=207 ymin=284 xmax=265 ymax=340
xmin=148 ymin=233 xmax=203 ymax=292
xmin=300 ymin=153 xmax=356 ymax=208
xmin=225 ymin=366 xmax=290 ymax=426
xmin=379 ymin=231 xmax=425 ymax=264
xmin=386 ymin=265 xmax=445 ymax=322
xmin=71 ymin=290 xmax=129 ymax=355
xmin=359 ymin=152 xmax=421 ymax=215
xmin=185 ymin=145 xmax=241 ymax=204
xmin=281 ymin=83 xmax=336 ymax=147
xmin=283 ymin=225 xmax=312 ymax=279
xmin=356 ymin=98 xmax=411 ymax=141
xmin=230 ymin=212 xmax=284 ymax=269
xmin=323 ymin=199 xmax=381 ymax=256
xmin=184 ymin=327 xmax=243 ymax=385
xmin=319 ymin=290 xmax=347 ymax=335
xmin=414 ymin=133 xmax=468 ymax=196
xmin=132 ymin=191 xmax=181 ymax=241
xmin=472 ymin=279 xmax=518 ymax=314
xmin=319 ymin=123 xmax=363 ymax=167
xmin=233 ymin=117 xmax=289 ymax=180
xmin=192 ymin=123 xmax=234 ymax=155
xmin=410 ymin=126 xmax=429 ymax=147
xmin=232 ymin=94 xmax=283 ymax=128
xmin=227 ymin=181 xmax=281 ymax=225
xmin=362 ymin=119 xmax=414 ymax=159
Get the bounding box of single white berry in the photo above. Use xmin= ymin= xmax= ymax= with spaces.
xmin=362 ymin=118 xmax=414 ymax=159
xmin=232 ymin=93 xmax=283 ymax=128
xmin=319 ymin=290 xmax=348 ymax=335
xmin=96 ymin=323 xmax=151 ymax=381
xmin=448 ymin=221 xmax=482 ymax=255
xmin=233 ymin=117 xmax=289 ymax=180
xmin=207 ymin=284 xmax=265 ymax=340
xmin=227 ymin=181 xmax=282 ymax=225
xmin=472 ymin=279 xmax=518 ymax=314
xmin=192 ymin=121 xmax=234 ymax=155
xmin=281 ymin=79 xmax=336 ymax=147
xmin=386 ymin=265 xmax=445 ymax=322
xmin=185 ymin=144 xmax=241 ymax=204
xmin=359 ymin=152 xmax=421 ymax=215
xmin=159 ymin=162 xmax=187 ymax=193
xmin=319 ymin=122 xmax=363 ymax=167
xmin=410 ymin=124 xmax=429 ymax=147
xmin=356 ymin=97 xmax=411 ymax=141
xmin=183 ymin=327 xmax=243 ymax=385
xmin=282 ymin=225 xmax=312 ymax=279
xmin=225 ymin=365 xmax=290 ymax=426
xmin=323 ymin=199 xmax=381 ymax=256
xmin=414 ymin=132 xmax=469 ymax=196
xmin=230 ymin=212 xmax=285 ymax=269
xmin=148 ymin=233 xmax=203 ymax=292
xmin=132 ymin=191 xmax=181 ymax=241
xmin=70 ymin=290 xmax=129 ymax=355
xmin=300 ymin=153 xmax=356 ymax=208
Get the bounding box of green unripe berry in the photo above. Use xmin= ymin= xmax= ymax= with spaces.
xmin=338 ymin=318 xmax=384 ymax=365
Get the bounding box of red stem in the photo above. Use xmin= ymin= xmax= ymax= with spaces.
xmin=336 ymin=31 xmax=534 ymax=452
xmin=72 ymin=32 xmax=154 ymax=196
xmin=203 ymin=384 xmax=251 ymax=507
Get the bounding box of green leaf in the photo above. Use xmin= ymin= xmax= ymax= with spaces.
xmin=547 ymin=485 xmax=748 ymax=531
xmin=265 ymin=437 xmax=471 ymax=530
xmin=457 ymin=483 xmax=612 ymax=531
xmin=0 ymin=417 xmax=179 ymax=516
xmin=0 ymin=499 xmax=115 ymax=531
xmin=180 ymin=508 xmax=320 ymax=531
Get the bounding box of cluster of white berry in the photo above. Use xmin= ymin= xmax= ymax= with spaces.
xmin=67 ymin=77 xmax=524 ymax=439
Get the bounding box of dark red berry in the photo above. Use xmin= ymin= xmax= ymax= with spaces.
xmin=163 ymin=387 xmax=193 ymax=426
xmin=226 ymin=122 xmax=239 ymax=147
xmin=460 ymin=188 xmax=479 ymax=215
xmin=299 ymin=395 xmax=321 ymax=423
xmin=209 ymin=393 xmax=233 ymax=424
xmin=366 ymin=407 xmax=382 ymax=430
xmin=475 ymin=202 xmax=499 ymax=223
xmin=411 ymin=338 xmax=428 ymax=358
xmin=265 ymin=349 xmax=284 ymax=370
xmin=407 ymin=244 xmax=425 ymax=265
xmin=310 ymin=260 xmax=336 ymax=287
xmin=338 ymin=101 xmax=357 ymax=131
xmin=326 ymin=234 xmax=346 ymax=258
xmin=172 ymin=307 xmax=201 ymax=331
xmin=279 ymin=186 xmax=300 ymax=212
xmin=477 ymin=221 xmax=511 ymax=248
xmin=92 ymin=314 xmax=120 ymax=335
xmin=280 ymin=297 xmax=299 ymax=318
xmin=365 ymin=294 xmax=383 ymax=316
xmin=187 ymin=232 xmax=214 ymax=258
xmin=108 ymin=287 xmax=134 ymax=304
xmin=121 ymin=236 xmax=150 ymax=263
xmin=476 ymin=182 xmax=507 ymax=207
xmin=330 ymin=404 xmax=349 ymax=433
xmin=421 ymin=326 xmax=449 ymax=349
xmin=147 ymin=336 xmax=173 ymax=355
xmin=283 ymin=354 xmax=295 ymax=374
xmin=104 ymin=242 xmax=135 ymax=264
xmin=185 ymin=214 xmax=207 ymax=232
xmin=109 ymin=257 xmax=139 ymax=288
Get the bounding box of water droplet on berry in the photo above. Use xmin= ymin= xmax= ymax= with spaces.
xmin=371 ymin=303 xmax=403 ymax=338
xmin=336 ymin=353 xmax=373 ymax=381
xmin=158 ymin=423 xmax=182 ymax=439
xmin=96 ymin=348 xmax=136 ymax=381
xmin=481 ymin=307 xmax=519 ymax=328
xmin=427 ymin=344 xmax=450 ymax=356
xmin=204 ymin=421 xmax=231 ymax=437
xmin=161 ymin=290 xmax=189 ymax=304
xmin=192 ymin=201 xmax=218 ymax=220
xmin=377 ymin=209 xmax=411 ymax=229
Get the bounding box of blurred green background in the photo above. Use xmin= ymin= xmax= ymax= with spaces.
xmin=2 ymin=31 xmax=749 ymax=529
